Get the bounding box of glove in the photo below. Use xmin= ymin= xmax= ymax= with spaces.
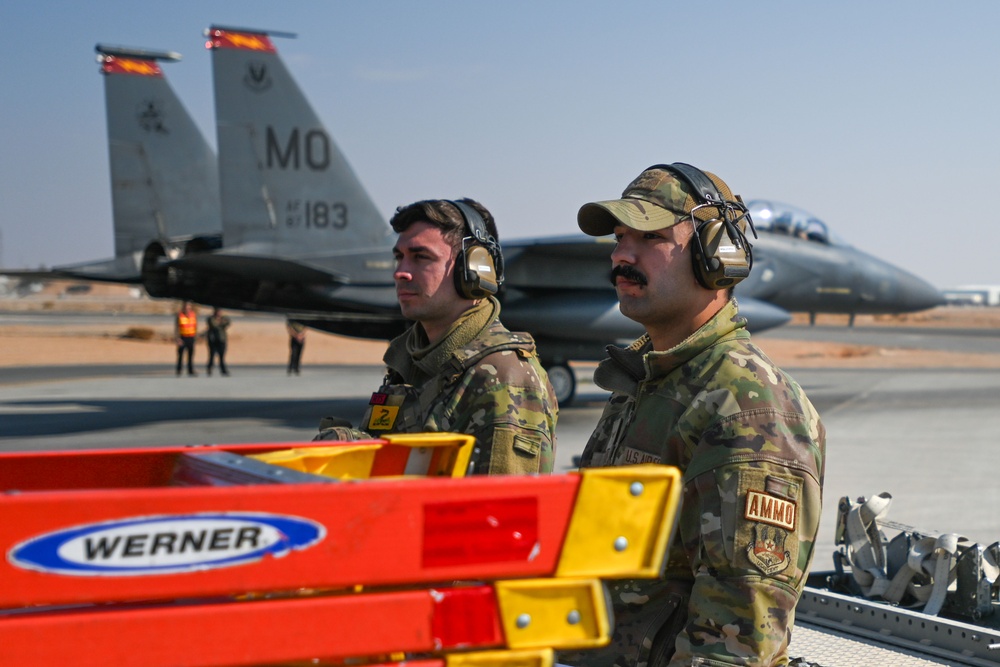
xmin=313 ymin=416 xmax=365 ymax=442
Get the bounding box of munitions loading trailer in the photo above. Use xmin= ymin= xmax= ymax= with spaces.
xmin=789 ymin=493 xmax=1000 ymax=666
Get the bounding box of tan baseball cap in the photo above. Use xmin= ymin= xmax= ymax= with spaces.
xmin=578 ymin=165 xmax=734 ymax=236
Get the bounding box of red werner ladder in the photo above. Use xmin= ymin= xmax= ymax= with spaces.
xmin=0 ymin=434 xmax=681 ymax=667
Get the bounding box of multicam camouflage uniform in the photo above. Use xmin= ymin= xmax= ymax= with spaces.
xmin=573 ymin=299 xmax=825 ymax=667
xmin=324 ymin=297 xmax=557 ymax=475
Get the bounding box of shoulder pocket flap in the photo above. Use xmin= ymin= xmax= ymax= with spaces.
xmin=512 ymin=432 xmax=541 ymax=457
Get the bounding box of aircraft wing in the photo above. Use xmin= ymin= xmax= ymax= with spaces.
xmin=52 ymin=255 xmax=143 ymax=283
xmin=167 ymin=252 xmax=344 ymax=285
xmin=503 ymin=234 xmax=622 ymax=291
xmin=0 ymin=268 xmax=60 ymax=280
xmin=1 ymin=257 xmax=140 ymax=284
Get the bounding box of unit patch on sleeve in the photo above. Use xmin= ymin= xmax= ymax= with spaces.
xmin=734 ymin=469 xmax=802 ymax=578
xmin=366 ymin=392 xmax=404 ymax=431
xmin=367 ymin=405 xmax=399 ymax=431
xmin=746 ymin=522 xmax=791 ymax=575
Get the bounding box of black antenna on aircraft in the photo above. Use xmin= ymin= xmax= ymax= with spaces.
xmin=204 ymin=25 xmax=298 ymax=40
xmin=95 ymin=44 xmax=182 ymax=62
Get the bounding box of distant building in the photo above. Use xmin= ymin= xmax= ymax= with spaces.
xmin=942 ymin=285 xmax=1000 ymax=306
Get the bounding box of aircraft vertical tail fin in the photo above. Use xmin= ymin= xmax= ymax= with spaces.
xmin=206 ymin=26 xmax=393 ymax=262
xmin=97 ymin=45 xmax=222 ymax=256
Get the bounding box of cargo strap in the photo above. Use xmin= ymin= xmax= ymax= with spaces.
xmin=842 ymin=492 xmax=893 ymax=598
xmin=837 ymin=492 xmax=1000 ymax=619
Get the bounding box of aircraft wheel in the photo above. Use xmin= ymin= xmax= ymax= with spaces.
xmin=546 ymin=363 xmax=576 ymax=406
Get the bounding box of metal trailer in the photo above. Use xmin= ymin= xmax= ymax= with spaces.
xmin=789 ymin=573 xmax=1000 ymax=665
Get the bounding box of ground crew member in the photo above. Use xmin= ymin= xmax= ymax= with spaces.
xmin=287 ymin=319 xmax=306 ymax=375
xmin=206 ymin=307 xmax=231 ymax=376
xmin=174 ymin=301 xmax=198 ymax=377
xmin=569 ymin=164 xmax=826 ymax=667
xmin=317 ymin=198 xmax=557 ymax=475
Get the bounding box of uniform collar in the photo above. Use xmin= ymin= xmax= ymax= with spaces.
xmin=594 ymin=299 xmax=747 ymax=394
xmin=384 ymin=297 xmax=500 ymax=384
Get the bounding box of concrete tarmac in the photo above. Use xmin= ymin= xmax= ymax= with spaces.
xmin=2 ymin=322 xmax=999 ymax=564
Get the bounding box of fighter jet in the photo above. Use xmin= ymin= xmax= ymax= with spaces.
xmin=53 ymin=27 xmax=941 ymax=403
xmin=738 ymin=200 xmax=944 ymax=325
xmin=57 ymin=45 xmax=222 ymax=284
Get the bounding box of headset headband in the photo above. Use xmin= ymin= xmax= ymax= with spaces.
xmin=663 ymin=162 xmax=722 ymax=203
xmin=645 ymin=162 xmax=721 ymax=205
xmin=452 ymin=201 xmax=491 ymax=246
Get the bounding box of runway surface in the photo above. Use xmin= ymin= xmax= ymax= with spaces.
xmin=2 ymin=317 xmax=999 ymax=562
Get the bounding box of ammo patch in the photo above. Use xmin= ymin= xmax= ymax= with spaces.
xmin=735 ymin=469 xmax=801 ymax=578
xmin=745 ymin=490 xmax=797 ymax=531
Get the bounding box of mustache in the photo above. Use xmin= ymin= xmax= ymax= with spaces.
xmin=610 ymin=264 xmax=648 ymax=287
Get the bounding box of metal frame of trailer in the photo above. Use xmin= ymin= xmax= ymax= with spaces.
xmin=791 ymin=577 xmax=1000 ymax=666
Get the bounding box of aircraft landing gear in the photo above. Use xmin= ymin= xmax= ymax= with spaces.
xmin=545 ymin=363 xmax=576 ymax=406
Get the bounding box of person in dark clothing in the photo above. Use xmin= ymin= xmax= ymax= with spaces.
xmin=206 ymin=308 xmax=231 ymax=376
xmin=287 ymin=320 xmax=306 ymax=375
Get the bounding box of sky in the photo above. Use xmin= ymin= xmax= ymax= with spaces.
xmin=2 ymin=1 xmax=998 ymax=290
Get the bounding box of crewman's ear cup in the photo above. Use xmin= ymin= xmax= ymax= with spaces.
xmin=455 ymin=244 xmax=498 ymax=299
xmin=691 ymin=217 xmax=751 ymax=290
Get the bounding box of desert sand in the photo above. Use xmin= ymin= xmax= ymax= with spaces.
xmin=2 ymin=281 xmax=1000 ymax=369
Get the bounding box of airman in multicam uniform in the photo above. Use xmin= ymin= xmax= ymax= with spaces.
xmin=567 ymin=164 xmax=826 ymax=667
xmin=317 ymin=198 xmax=556 ymax=475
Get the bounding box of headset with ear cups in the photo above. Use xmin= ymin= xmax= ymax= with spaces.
xmin=647 ymin=163 xmax=757 ymax=290
xmin=450 ymin=200 xmax=505 ymax=299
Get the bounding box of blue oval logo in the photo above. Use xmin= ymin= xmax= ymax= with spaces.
xmin=8 ymin=512 xmax=325 ymax=576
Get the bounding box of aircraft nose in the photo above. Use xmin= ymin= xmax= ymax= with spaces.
xmin=738 ymin=298 xmax=792 ymax=333
xmin=895 ymin=272 xmax=945 ymax=312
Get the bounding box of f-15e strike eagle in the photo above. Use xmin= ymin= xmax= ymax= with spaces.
xmin=51 ymin=27 xmax=942 ymax=402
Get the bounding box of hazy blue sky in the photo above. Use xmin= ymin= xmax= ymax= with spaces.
xmin=2 ymin=1 xmax=997 ymax=289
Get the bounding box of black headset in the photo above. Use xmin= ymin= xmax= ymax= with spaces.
xmin=450 ymin=200 xmax=505 ymax=299
xmin=648 ymin=163 xmax=757 ymax=290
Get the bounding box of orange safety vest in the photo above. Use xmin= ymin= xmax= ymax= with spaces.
xmin=177 ymin=311 xmax=197 ymax=337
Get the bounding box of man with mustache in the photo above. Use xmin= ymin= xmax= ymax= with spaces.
xmin=317 ymin=198 xmax=557 ymax=475
xmin=569 ymin=164 xmax=826 ymax=667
